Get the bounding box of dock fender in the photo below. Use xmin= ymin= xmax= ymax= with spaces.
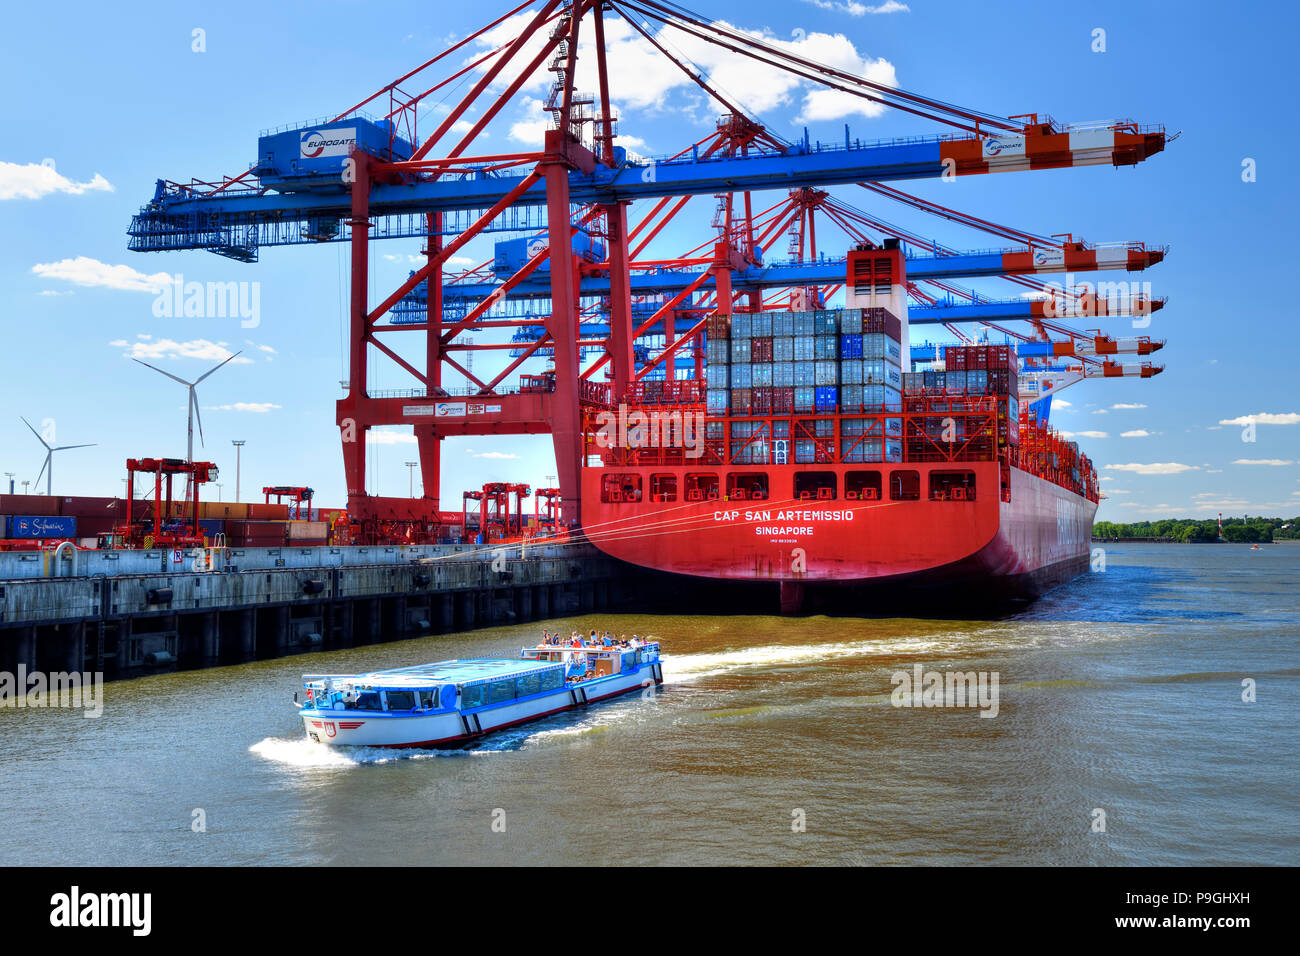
xmin=652 ymin=662 xmax=663 ymax=684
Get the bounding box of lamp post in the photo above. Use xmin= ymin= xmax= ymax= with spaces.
xmin=3 ymin=472 xmax=12 ymax=494
xmin=405 ymin=461 xmax=418 ymax=498
xmin=232 ymin=440 xmax=245 ymax=501
xmin=215 ymin=482 xmax=224 ymax=502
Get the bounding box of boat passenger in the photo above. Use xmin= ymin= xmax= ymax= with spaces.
xmin=602 ymin=633 xmax=613 ymax=647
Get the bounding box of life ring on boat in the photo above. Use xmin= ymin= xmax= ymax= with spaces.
xmin=439 ymin=684 xmax=458 ymax=708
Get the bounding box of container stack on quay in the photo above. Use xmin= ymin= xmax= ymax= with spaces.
xmin=0 ymin=493 xmax=347 ymax=551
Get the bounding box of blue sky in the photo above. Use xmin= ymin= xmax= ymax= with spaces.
xmin=1 ymin=0 xmax=1297 ymax=521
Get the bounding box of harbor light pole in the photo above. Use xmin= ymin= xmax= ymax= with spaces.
xmin=232 ymin=440 xmax=245 ymax=501
xmin=405 ymin=461 xmax=418 ymax=498
xmin=3 ymin=472 xmax=12 ymax=494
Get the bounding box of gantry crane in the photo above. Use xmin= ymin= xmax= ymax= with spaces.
xmin=127 ymin=0 xmax=1166 ymax=540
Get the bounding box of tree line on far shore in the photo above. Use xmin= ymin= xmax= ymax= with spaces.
xmin=1092 ymin=516 xmax=1298 ymax=543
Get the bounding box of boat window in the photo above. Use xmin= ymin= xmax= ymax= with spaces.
xmin=385 ymin=690 xmax=417 ymax=711
xmin=726 ymin=472 xmax=769 ymax=501
xmin=418 ymin=690 xmax=438 ymax=709
xmin=462 ymin=684 xmax=485 ymax=709
xmin=489 ymin=680 xmax=516 ymax=704
xmin=541 ymin=669 xmax=563 ymax=691
xmin=684 ymin=473 xmax=720 ymax=501
xmin=930 ymin=470 xmax=977 ymax=501
xmin=601 ymin=473 xmax=642 ymax=503
xmin=650 ymin=473 xmax=677 ymax=502
xmin=794 ymin=471 xmax=837 ymax=500
xmin=890 ymin=470 xmax=921 ymax=501
xmin=845 ymin=470 xmax=882 ymax=500
xmin=516 ymin=673 xmax=542 ymax=697
xmin=352 ymin=690 xmax=383 ymax=711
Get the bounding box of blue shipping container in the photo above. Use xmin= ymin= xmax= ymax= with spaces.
xmin=257 ymin=118 xmax=415 ymax=187
xmin=10 ymin=515 xmax=77 ymax=539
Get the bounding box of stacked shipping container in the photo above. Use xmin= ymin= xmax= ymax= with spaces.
xmin=706 ymin=308 xmax=905 ymax=416
xmin=0 ymin=493 xmax=344 ymax=549
xmin=702 ymin=308 xmax=907 ymax=463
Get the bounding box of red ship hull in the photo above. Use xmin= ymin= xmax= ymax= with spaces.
xmin=581 ymin=461 xmax=1096 ymax=612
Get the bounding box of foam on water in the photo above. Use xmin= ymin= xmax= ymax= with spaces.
xmin=661 ymin=636 xmax=952 ymax=682
xmin=249 ymin=736 xmax=451 ymax=768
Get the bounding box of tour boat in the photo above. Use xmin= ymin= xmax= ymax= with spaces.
xmin=298 ymin=639 xmax=662 ymax=748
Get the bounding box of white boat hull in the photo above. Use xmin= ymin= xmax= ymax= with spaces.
xmin=301 ymin=661 xmax=663 ymax=748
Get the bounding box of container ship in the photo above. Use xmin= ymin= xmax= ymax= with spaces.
xmin=579 ymin=245 xmax=1099 ymax=613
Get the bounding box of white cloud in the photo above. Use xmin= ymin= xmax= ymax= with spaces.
xmin=1052 ymin=399 xmax=1071 ymax=408
xmin=369 ymin=429 xmax=417 ymax=445
xmin=0 ymin=161 xmax=113 ymax=200
xmin=1091 ymin=408 xmax=1108 ymax=415
xmin=470 ymin=451 xmax=519 ymax=460
xmin=1059 ymin=430 xmax=1108 ymax=439
xmin=113 ymin=336 xmax=252 ymax=364
xmin=38 ymin=289 xmax=73 ymax=297
xmin=203 ymin=403 xmax=282 ymax=413
xmin=474 ymin=15 xmax=899 ymax=126
xmin=508 ymin=98 xmax=552 ymax=147
xmin=1104 ymin=462 xmax=1199 ymax=475
xmin=1232 ymin=459 xmax=1294 ymax=466
xmin=33 ymin=256 xmax=170 ymax=293
xmin=803 ymin=0 xmax=910 ymax=15
xmin=1219 ymin=412 xmax=1300 ymax=426
xmin=1120 ymin=430 xmax=1152 ymax=437
xmin=1111 ymin=403 xmax=1147 ymax=409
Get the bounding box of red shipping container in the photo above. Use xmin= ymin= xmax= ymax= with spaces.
xmin=57 ymin=496 xmax=119 ymax=518
xmin=246 ymin=503 xmax=290 ymax=520
xmin=946 ymin=347 xmax=967 ymax=371
xmin=0 ymin=494 xmax=59 ymax=516
xmin=862 ymin=308 xmax=903 ymax=341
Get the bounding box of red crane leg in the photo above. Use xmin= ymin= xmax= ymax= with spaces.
xmin=417 ymin=210 xmax=443 ymax=511
xmin=338 ymin=152 xmax=372 ymax=506
xmin=604 ymin=202 xmax=635 ymax=399
xmin=541 ymin=140 xmax=581 ymax=528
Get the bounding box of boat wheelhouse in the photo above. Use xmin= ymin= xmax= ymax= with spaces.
xmin=299 ymin=640 xmax=662 ymax=748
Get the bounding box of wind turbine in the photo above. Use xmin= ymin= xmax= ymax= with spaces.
xmin=133 ymin=352 xmax=242 ymax=466
xmin=20 ymin=417 xmax=96 ymax=496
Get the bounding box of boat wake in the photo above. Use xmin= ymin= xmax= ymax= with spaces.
xmin=661 ymin=637 xmax=954 ymax=682
xmin=249 ymin=736 xmax=451 ymax=768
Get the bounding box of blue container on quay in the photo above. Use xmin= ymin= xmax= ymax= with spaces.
xmin=9 ymin=515 xmax=77 ymax=539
